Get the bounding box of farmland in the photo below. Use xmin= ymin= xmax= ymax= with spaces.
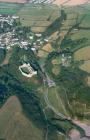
xmin=0 ymin=96 xmax=44 ymax=140
xmin=0 ymin=2 xmax=90 ymax=140
xmin=0 ymin=2 xmax=23 ymax=14
xmin=87 ymin=76 xmax=90 ymax=86
xmin=48 ymin=86 xmax=68 ymax=116
xmin=74 ymin=46 xmax=90 ymax=61
xmin=17 ymin=3 xmax=60 ymax=31
xmin=0 ymin=0 xmax=26 ymax=3
xmin=80 ymin=60 xmax=90 ymax=73
xmin=53 ymin=0 xmax=89 ymax=6
xmin=71 ymin=30 xmax=90 ymax=44
xmin=74 ymin=46 xmax=90 ymax=73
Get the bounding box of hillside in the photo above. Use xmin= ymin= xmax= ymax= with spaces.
xmin=0 ymin=2 xmax=90 ymax=140
xmin=0 ymin=96 xmax=44 ymax=140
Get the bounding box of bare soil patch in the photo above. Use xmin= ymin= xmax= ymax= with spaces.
xmin=53 ymin=0 xmax=88 ymax=6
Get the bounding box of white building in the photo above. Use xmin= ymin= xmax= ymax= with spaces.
xmin=35 ymin=33 xmax=42 ymax=37
xmin=19 ymin=63 xmax=37 ymax=78
xmin=12 ymin=16 xmax=19 ymax=19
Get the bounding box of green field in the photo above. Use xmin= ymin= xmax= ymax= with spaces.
xmin=71 ymin=30 xmax=90 ymax=43
xmin=74 ymin=46 xmax=90 ymax=61
xmin=60 ymin=4 xmax=90 ymax=52
xmin=0 ymin=96 xmax=44 ymax=140
xmin=48 ymin=86 xmax=68 ymax=116
xmin=80 ymin=60 xmax=90 ymax=73
xmin=0 ymin=2 xmax=23 ymax=14
xmin=74 ymin=46 xmax=90 ymax=73
xmin=17 ymin=4 xmax=59 ymax=30
xmin=0 ymin=3 xmax=90 ymax=139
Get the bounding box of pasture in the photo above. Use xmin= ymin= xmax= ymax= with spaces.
xmin=51 ymin=57 xmax=61 ymax=65
xmin=71 ymin=30 xmax=90 ymax=42
xmin=0 ymin=2 xmax=23 ymax=14
xmin=72 ymin=100 xmax=87 ymax=118
xmin=42 ymin=43 xmax=54 ymax=53
xmin=74 ymin=46 xmax=90 ymax=73
xmin=80 ymin=60 xmax=90 ymax=73
xmin=74 ymin=46 xmax=90 ymax=61
xmin=0 ymin=96 xmax=44 ymax=140
xmin=37 ymin=50 xmax=48 ymax=58
xmin=0 ymin=0 xmax=26 ymax=3
xmin=52 ymin=65 xmax=60 ymax=75
xmin=48 ymin=86 xmax=68 ymax=116
xmin=87 ymin=76 xmax=90 ymax=86
xmin=17 ymin=4 xmax=59 ymax=31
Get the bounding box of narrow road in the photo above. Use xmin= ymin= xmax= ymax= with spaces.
xmin=43 ymin=78 xmax=67 ymax=119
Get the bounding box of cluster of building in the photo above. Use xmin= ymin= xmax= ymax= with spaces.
xmin=0 ymin=30 xmax=18 ymax=49
xmin=61 ymin=54 xmax=72 ymax=67
xmin=0 ymin=13 xmax=50 ymax=51
xmin=0 ymin=14 xmax=19 ymax=27
xmin=0 ymin=14 xmax=50 ymax=78
xmin=0 ymin=14 xmax=20 ymax=49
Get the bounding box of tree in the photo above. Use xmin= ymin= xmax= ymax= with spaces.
xmin=0 ymin=48 xmax=6 ymax=64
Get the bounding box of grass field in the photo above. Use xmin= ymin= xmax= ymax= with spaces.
xmin=0 ymin=2 xmax=23 ymax=14
xmin=87 ymin=76 xmax=90 ymax=86
xmin=61 ymin=12 xmax=77 ymax=30
xmin=74 ymin=46 xmax=90 ymax=61
xmin=51 ymin=57 xmax=61 ymax=65
xmin=42 ymin=43 xmax=54 ymax=53
xmin=63 ymin=4 xmax=90 ymax=50
xmin=52 ymin=65 xmax=60 ymax=75
xmin=17 ymin=4 xmax=59 ymax=31
xmin=51 ymin=57 xmax=61 ymax=75
xmin=71 ymin=30 xmax=90 ymax=42
xmin=80 ymin=60 xmax=90 ymax=73
xmin=72 ymin=100 xmax=87 ymax=117
xmin=65 ymin=4 xmax=90 ymax=28
xmin=48 ymin=86 xmax=68 ymax=116
xmin=0 ymin=0 xmax=26 ymax=3
xmin=37 ymin=50 xmax=48 ymax=58
xmin=80 ymin=13 xmax=90 ymax=28
xmin=0 ymin=96 xmax=44 ymax=140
